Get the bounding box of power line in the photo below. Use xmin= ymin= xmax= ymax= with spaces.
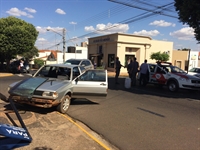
xmin=108 ymin=0 xmax=178 ymax=18
xmin=44 ymin=1 xmax=177 ymax=50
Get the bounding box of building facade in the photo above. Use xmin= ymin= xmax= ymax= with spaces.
xmin=31 ymin=46 xmax=88 ymax=67
xmin=88 ymin=33 xmax=173 ymax=73
xmin=172 ymin=50 xmax=199 ymax=71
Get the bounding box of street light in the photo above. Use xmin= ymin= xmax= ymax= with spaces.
xmin=46 ymin=28 xmax=66 ymax=63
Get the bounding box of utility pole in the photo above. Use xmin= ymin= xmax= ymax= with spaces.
xmin=63 ymin=28 xmax=66 ymax=63
xmin=46 ymin=28 xmax=66 ymax=63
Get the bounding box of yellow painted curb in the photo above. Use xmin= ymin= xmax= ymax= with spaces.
xmin=0 ymin=73 xmax=13 ymax=77
xmin=57 ymin=112 xmax=111 ymax=150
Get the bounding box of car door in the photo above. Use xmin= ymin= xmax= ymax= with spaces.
xmin=148 ymin=64 xmax=157 ymax=83
xmin=72 ymin=69 xmax=108 ymax=97
xmin=150 ymin=65 xmax=168 ymax=84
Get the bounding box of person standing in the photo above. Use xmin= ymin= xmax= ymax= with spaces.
xmin=130 ymin=57 xmax=139 ymax=86
xmin=127 ymin=59 xmax=133 ymax=78
xmin=115 ymin=57 xmax=124 ymax=84
xmin=139 ymin=59 xmax=148 ymax=86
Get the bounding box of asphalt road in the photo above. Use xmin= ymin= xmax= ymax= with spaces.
xmin=0 ymin=74 xmax=200 ymax=150
xmin=68 ymin=77 xmax=200 ymax=150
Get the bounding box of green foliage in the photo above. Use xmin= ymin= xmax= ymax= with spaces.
xmin=150 ymin=51 xmax=169 ymax=62
xmin=22 ymin=46 xmax=39 ymax=61
xmin=34 ymin=59 xmax=44 ymax=67
xmin=0 ymin=16 xmax=38 ymax=61
xmin=174 ymin=0 xmax=200 ymax=43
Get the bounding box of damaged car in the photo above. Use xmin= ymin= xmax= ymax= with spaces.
xmin=8 ymin=64 xmax=108 ymax=113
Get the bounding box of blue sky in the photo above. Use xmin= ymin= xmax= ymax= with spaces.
xmin=1 ymin=0 xmax=199 ymax=51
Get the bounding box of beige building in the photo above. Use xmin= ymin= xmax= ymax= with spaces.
xmin=172 ymin=50 xmax=188 ymax=71
xmin=88 ymin=33 xmax=173 ymax=73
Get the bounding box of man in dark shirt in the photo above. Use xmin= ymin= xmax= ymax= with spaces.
xmin=130 ymin=57 xmax=139 ymax=86
xmin=115 ymin=57 xmax=124 ymax=84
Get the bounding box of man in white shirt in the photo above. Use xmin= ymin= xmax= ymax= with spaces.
xmin=139 ymin=59 xmax=148 ymax=86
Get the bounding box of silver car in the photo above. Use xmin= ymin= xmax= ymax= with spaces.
xmin=188 ymin=67 xmax=200 ymax=78
xmin=8 ymin=64 xmax=108 ymax=113
xmin=64 ymin=59 xmax=94 ymax=70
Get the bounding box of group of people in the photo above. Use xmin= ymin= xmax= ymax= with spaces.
xmin=115 ymin=57 xmax=149 ymax=86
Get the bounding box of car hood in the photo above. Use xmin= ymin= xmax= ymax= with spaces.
xmin=172 ymin=72 xmax=200 ymax=79
xmin=9 ymin=77 xmax=71 ymax=97
xmin=36 ymin=79 xmax=71 ymax=91
xmin=9 ymin=77 xmax=48 ymax=97
xmin=188 ymin=72 xmax=200 ymax=77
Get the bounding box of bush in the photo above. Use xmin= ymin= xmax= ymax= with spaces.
xmin=34 ymin=59 xmax=44 ymax=68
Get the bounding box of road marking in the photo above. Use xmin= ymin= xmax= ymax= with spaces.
xmin=57 ymin=112 xmax=111 ymax=150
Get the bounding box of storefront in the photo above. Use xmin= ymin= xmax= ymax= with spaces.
xmin=88 ymin=33 xmax=173 ymax=73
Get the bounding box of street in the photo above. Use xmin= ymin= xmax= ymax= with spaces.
xmin=0 ymin=74 xmax=200 ymax=150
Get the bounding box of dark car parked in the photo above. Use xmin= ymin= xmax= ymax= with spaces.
xmin=10 ymin=60 xmax=30 ymax=74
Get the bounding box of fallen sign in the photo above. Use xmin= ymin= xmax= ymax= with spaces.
xmin=0 ymin=98 xmax=32 ymax=150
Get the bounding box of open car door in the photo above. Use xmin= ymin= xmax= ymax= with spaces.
xmin=72 ymin=69 xmax=108 ymax=97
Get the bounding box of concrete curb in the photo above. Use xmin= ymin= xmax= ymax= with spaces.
xmin=0 ymin=73 xmax=13 ymax=77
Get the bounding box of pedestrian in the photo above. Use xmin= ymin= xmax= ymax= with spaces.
xmin=127 ymin=59 xmax=133 ymax=78
xmin=115 ymin=57 xmax=124 ymax=84
xmin=20 ymin=59 xmax=24 ymax=68
xmin=130 ymin=57 xmax=139 ymax=86
xmin=139 ymin=59 xmax=148 ymax=86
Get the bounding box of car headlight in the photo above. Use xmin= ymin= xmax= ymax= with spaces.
xmin=179 ymin=77 xmax=188 ymax=82
xmin=42 ymin=91 xmax=58 ymax=98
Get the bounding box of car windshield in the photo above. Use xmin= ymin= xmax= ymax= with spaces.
xmin=164 ymin=65 xmax=186 ymax=73
xmin=64 ymin=60 xmax=81 ymax=65
xmin=35 ymin=65 xmax=72 ymax=80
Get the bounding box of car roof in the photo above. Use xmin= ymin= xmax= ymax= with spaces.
xmin=147 ymin=62 xmax=172 ymax=66
xmin=45 ymin=63 xmax=80 ymax=68
xmin=66 ymin=58 xmax=90 ymax=61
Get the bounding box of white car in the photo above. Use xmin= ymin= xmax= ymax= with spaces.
xmin=138 ymin=62 xmax=200 ymax=92
xmin=188 ymin=67 xmax=200 ymax=78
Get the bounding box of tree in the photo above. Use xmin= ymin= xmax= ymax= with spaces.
xmin=150 ymin=51 xmax=169 ymax=62
xmin=0 ymin=16 xmax=38 ymax=70
xmin=174 ymin=0 xmax=200 ymax=43
xmin=22 ymin=46 xmax=39 ymax=62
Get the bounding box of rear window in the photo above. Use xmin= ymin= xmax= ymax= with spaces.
xmin=64 ymin=60 xmax=81 ymax=65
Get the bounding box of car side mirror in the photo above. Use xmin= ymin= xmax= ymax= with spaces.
xmin=75 ymin=78 xmax=79 ymax=83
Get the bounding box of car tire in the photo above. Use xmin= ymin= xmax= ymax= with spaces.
xmin=168 ymin=80 xmax=178 ymax=92
xmin=57 ymin=95 xmax=71 ymax=113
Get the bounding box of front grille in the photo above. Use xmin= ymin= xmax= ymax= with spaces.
xmin=34 ymin=90 xmax=43 ymax=96
xmin=191 ymin=80 xmax=200 ymax=84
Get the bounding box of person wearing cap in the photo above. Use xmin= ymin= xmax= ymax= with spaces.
xmin=115 ymin=57 xmax=124 ymax=84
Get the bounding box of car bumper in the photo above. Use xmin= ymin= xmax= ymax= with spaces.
xmin=182 ymin=84 xmax=200 ymax=90
xmin=9 ymin=95 xmax=60 ymax=108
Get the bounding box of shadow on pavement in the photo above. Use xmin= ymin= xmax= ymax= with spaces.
xmin=108 ymin=77 xmax=200 ymax=101
xmin=71 ymin=98 xmax=99 ymax=105
xmin=0 ymin=93 xmax=7 ymax=102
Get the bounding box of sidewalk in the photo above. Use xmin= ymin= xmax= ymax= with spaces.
xmin=0 ymin=72 xmax=119 ymax=150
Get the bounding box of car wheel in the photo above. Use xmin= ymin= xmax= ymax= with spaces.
xmin=168 ymin=81 xmax=178 ymax=92
xmin=57 ymin=95 xmax=71 ymax=113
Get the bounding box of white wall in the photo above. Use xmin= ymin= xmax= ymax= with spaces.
xmin=189 ymin=51 xmax=198 ymax=70
xmin=31 ymin=46 xmax=88 ymax=65
xmin=64 ymin=46 xmax=88 ymax=62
